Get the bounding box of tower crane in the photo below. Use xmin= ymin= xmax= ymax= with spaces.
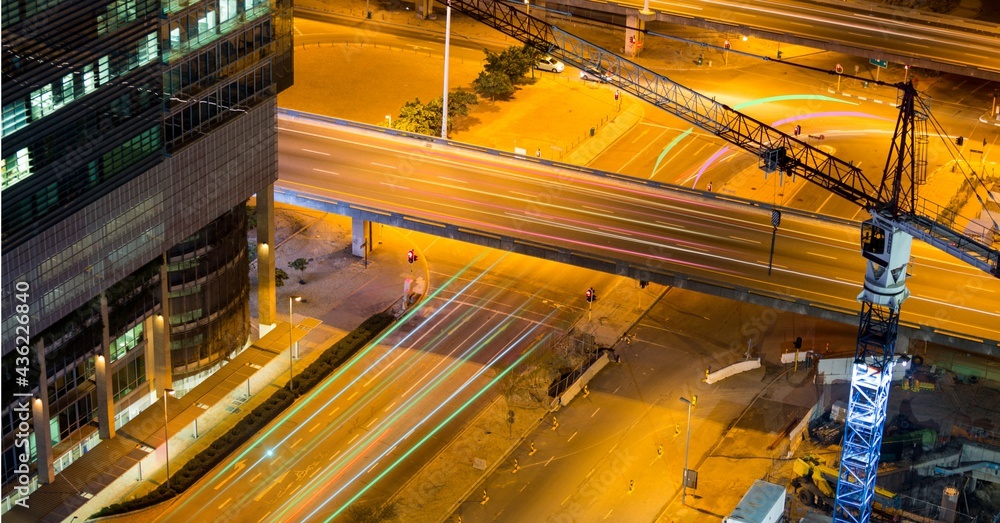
xmin=444 ymin=1 xmax=1000 ymax=521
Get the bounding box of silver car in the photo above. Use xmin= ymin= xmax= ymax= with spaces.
xmin=536 ymin=55 xmax=565 ymax=73
xmin=580 ymin=66 xmax=610 ymax=82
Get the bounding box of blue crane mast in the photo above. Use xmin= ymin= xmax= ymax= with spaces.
xmin=445 ymin=2 xmax=1000 ymax=521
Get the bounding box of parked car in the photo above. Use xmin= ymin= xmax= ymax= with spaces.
xmin=536 ymin=55 xmax=565 ymax=73
xmin=580 ymin=66 xmax=610 ymax=82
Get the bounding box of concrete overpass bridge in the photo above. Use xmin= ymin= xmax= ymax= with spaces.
xmin=274 ymin=110 xmax=1000 ymax=356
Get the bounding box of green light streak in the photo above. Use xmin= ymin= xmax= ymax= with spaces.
xmin=732 ymin=94 xmax=854 ymax=111
xmin=325 ymin=334 xmax=549 ymax=520
xmin=651 ymin=127 xmax=693 ymax=178
xmin=196 ymin=251 xmax=496 ymax=488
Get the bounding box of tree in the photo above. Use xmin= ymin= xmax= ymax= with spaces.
xmin=288 ymin=258 xmax=309 ymax=284
xmin=275 ymin=268 xmax=289 ymax=288
xmin=393 ymin=90 xmax=479 ymax=137
xmin=345 ymin=499 xmax=401 ymax=523
xmin=473 ymin=71 xmax=515 ymax=101
xmin=483 ymin=45 xmax=535 ymax=84
xmin=394 ymin=98 xmax=439 ymax=135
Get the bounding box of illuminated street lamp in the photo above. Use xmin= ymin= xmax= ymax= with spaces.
xmin=385 ymin=114 xmax=391 ymax=127
xmin=163 ymin=388 xmax=175 ymax=489
xmin=289 ymin=296 xmax=301 ymax=392
xmin=679 ymin=395 xmax=697 ymax=503
xmin=524 ymin=0 xmax=529 ymax=15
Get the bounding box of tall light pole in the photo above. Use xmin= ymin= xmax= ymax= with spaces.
xmin=289 ymin=295 xmax=301 ymax=392
xmin=441 ymin=0 xmax=452 ymax=139
xmin=524 ymin=0 xmax=530 ymax=15
xmin=163 ymin=388 xmax=175 ymax=489
xmin=679 ymin=395 xmax=696 ymax=504
xmin=385 ymin=114 xmax=391 ymax=127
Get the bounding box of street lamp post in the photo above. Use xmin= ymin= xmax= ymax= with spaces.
xmin=289 ymin=296 xmax=301 ymax=393
xmin=441 ymin=0 xmax=452 ymax=139
xmin=679 ymin=395 xmax=696 ymax=504
xmin=524 ymin=0 xmax=529 ymax=15
xmin=163 ymin=388 xmax=175 ymax=489
xmin=385 ymin=114 xmax=391 ymax=127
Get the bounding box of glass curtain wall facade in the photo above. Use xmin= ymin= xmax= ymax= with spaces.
xmin=0 ymin=0 xmax=292 ymax=510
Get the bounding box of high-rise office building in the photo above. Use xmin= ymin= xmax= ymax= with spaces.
xmin=0 ymin=0 xmax=292 ymax=511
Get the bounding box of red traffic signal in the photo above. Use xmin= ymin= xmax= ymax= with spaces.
xmin=835 ymin=63 xmax=843 ymax=74
xmin=585 ymin=287 xmax=595 ymax=302
xmin=407 ymin=249 xmax=417 ymax=264
xmin=723 ymin=39 xmax=731 ymax=50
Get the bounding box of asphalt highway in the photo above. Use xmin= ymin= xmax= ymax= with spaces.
xmin=276 ymin=115 xmax=1000 ymax=345
xmin=624 ymin=0 xmax=1000 ymax=78
xmin=151 ymin=249 xmax=617 ymax=522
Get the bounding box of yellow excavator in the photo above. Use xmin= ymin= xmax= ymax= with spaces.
xmin=792 ymin=456 xmax=900 ymax=514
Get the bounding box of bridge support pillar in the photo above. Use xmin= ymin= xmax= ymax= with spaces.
xmin=627 ymin=10 xmax=656 ymax=57
xmin=352 ymin=217 xmax=374 ymax=259
xmin=257 ymin=185 xmax=277 ymax=335
xmin=418 ymin=0 xmax=433 ymax=19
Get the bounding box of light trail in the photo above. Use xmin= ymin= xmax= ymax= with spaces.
xmin=280 ymin=304 xmax=561 ymax=522
xmin=159 ymin=251 xmax=505 ymax=518
xmin=320 ymin=322 xmax=557 ymax=521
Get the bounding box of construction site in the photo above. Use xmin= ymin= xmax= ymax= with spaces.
xmin=725 ymin=344 xmax=1000 ymax=523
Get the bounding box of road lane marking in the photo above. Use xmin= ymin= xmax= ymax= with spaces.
xmin=349 ymin=434 xmax=360 ymax=444
xmin=290 ymin=437 xmax=302 ymax=449
xmin=218 ymin=498 xmax=232 ymax=510
xmin=729 ymin=235 xmax=761 ymax=244
xmin=253 ymin=471 xmax=286 ymax=501
xmin=366 ymin=417 xmax=378 ymax=428
xmin=544 ymin=456 xmax=554 ymax=467
xmin=567 ymin=431 xmax=578 ymax=443
xmin=379 ymin=182 xmax=406 ymax=190
xmin=586 ymin=467 xmax=596 ymax=478
xmin=613 ymin=386 xmax=621 ymax=394
xmin=655 ymin=220 xmax=685 ymax=229
xmin=329 ymin=450 xmax=342 ymax=461
xmin=214 ymin=459 xmax=246 ymax=490
xmin=605 ymin=509 xmax=615 ymax=519
xmin=309 ymin=422 xmax=321 ymax=433
xmin=348 ymin=391 xmax=358 ymax=400
xmin=328 ymin=406 xmax=340 ymax=416
xmin=301 ymin=148 xmax=329 ymax=156
xmin=257 ymin=511 xmax=272 ymax=523
xmin=757 ymin=261 xmax=787 ymax=268
xmin=250 ymin=472 xmax=261 ymax=482
xmin=313 ymin=168 xmax=339 ymax=175
xmin=835 ymin=276 xmax=855 ymax=283
xmin=562 ymin=494 xmax=572 ymax=506
xmin=372 ymin=162 xmax=397 ymax=169
xmin=807 ymin=252 xmax=838 ymax=260
xmin=592 ymin=407 xmax=601 ymax=417
xmin=582 ymin=205 xmax=612 ymax=214
xmin=438 ymin=176 xmax=468 ymax=183
xmin=384 ymin=401 xmax=397 ymax=412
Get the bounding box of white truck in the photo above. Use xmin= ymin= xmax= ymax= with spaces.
xmin=724 ymin=479 xmax=786 ymax=523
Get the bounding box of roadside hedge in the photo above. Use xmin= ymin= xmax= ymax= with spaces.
xmin=92 ymin=311 xmax=395 ymax=518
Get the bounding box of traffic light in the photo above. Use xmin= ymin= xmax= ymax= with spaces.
xmin=794 ymin=336 xmax=803 ymax=349
xmin=793 ymin=125 xmax=801 ymax=136
xmin=585 ymin=287 xmax=595 ymax=302
xmin=697 ymin=55 xmax=703 ymax=66
xmin=723 ymin=39 xmax=731 ymax=50
xmin=956 ymin=136 xmax=964 ymax=146
xmin=407 ymin=249 xmax=417 ymax=264
xmin=639 ymin=280 xmax=649 ymax=289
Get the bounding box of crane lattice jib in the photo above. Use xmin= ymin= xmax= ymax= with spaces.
xmin=455 ymin=0 xmax=879 ymax=208
xmin=451 ymin=0 xmax=1000 ymax=277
